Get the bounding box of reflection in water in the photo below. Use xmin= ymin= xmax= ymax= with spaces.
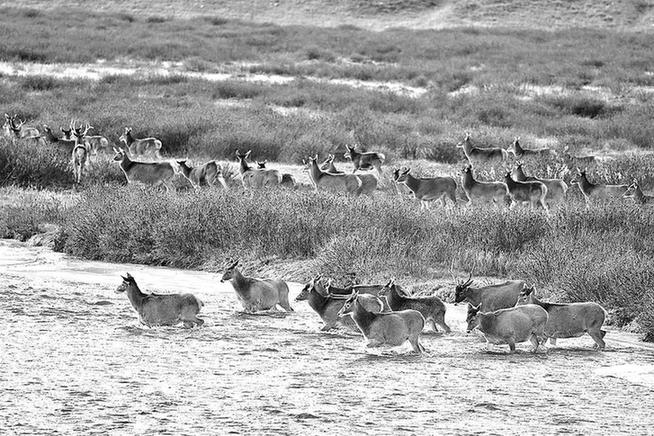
xmin=1 ymin=242 xmax=653 ymax=434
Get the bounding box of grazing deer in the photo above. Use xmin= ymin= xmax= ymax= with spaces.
xmin=235 ymin=150 xmax=281 ymax=189
xmin=256 ymin=159 xmax=296 ymax=188
xmin=393 ymin=167 xmax=456 ymax=209
xmin=456 ymin=133 xmax=508 ymax=165
xmin=338 ymin=291 xmax=426 ymax=353
xmin=516 ymin=285 xmax=607 ymax=350
xmin=220 ymin=260 xmax=293 ymax=312
xmin=305 ymin=155 xmax=362 ymax=195
xmin=572 ymin=169 xmax=628 ymax=203
xmin=70 ymin=121 xmax=90 ymax=184
xmin=512 ymin=163 xmax=567 ymax=206
xmin=508 ymin=137 xmax=556 ymax=159
xmin=504 ymin=171 xmax=548 ymax=210
xmin=112 ymin=147 xmax=177 ymax=192
xmin=460 ymin=165 xmax=510 ymax=207
xmin=116 ymin=273 xmax=204 ymax=328
xmin=177 ymin=160 xmax=228 ymax=189
xmin=344 ymin=144 xmax=385 ymax=175
xmin=623 ymin=180 xmax=654 ymax=206
xmin=119 ymin=127 xmax=163 ymax=159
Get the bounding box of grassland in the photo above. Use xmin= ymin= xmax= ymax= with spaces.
xmin=1 ymin=4 xmax=654 ymax=339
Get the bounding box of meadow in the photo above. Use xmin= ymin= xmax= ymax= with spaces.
xmin=1 ymin=5 xmax=654 ymax=340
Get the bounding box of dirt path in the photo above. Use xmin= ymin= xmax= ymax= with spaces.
xmin=1 ymin=239 xmax=653 ymax=434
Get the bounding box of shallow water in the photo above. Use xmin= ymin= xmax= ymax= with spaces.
xmin=1 ymin=240 xmax=653 ymax=435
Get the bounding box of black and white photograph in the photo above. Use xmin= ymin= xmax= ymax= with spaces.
xmin=1 ymin=1 xmax=653 ymax=434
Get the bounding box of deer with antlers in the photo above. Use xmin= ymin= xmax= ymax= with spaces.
xmin=70 ymin=120 xmax=91 ymax=184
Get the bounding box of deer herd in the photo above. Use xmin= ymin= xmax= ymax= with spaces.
xmin=2 ymin=114 xmax=646 ymax=210
xmin=115 ymin=262 xmax=609 ymax=355
xmin=1 ymin=114 xmax=630 ymax=353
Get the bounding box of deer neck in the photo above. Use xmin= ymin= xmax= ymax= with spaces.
xmin=308 ymin=160 xmax=324 ymax=183
xmin=512 ymin=141 xmax=523 ymax=155
xmin=514 ymin=167 xmax=527 ymax=181
xmin=349 ymin=299 xmax=375 ymax=337
xmin=123 ymin=132 xmax=135 ymax=146
xmin=578 ymin=174 xmax=594 ymax=192
xmin=238 ymin=158 xmax=251 ymax=174
xmin=307 ymin=287 xmax=330 ymax=314
xmin=179 ymin=163 xmax=192 ymax=179
xmin=328 ymin=161 xmax=339 ymax=173
xmin=125 ymin=282 xmax=147 ymax=311
xmin=231 ymin=269 xmax=249 ymax=293
xmin=386 ymin=285 xmax=404 ymax=307
xmin=633 ymin=186 xmax=646 ymax=204
xmin=44 ymin=128 xmax=58 ymax=143
xmin=402 ymin=173 xmax=421 ymax=193
xmin=462 ymin=171 xmax=476 ymax=189
xmin=504 ymin=176 xmax=516 ymax=189
xmin=118 ymin=154 xmax=135 ymax=173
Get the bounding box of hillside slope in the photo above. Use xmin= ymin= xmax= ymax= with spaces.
xmin=2 ymin=0 xmax=653 ymax=30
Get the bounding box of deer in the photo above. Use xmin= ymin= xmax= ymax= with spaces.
xmin=516 ymin=284 xmax=607 ymax=350
xmin=255 ymin=159 xmax=296 ymax=188
xmin=343 ymin=144 xmax=385 ymax=176
xmin=393 ymin=167 xmax=457 ymax=209
xmin=322 ymin=155 xmax=376 ymax=195
xmin=177 ymin=160 xmax=228 ymax=189
xmin=42 ymin=124 xmax=77 ymax=150
xmin=460 ymin=165 xmax=510 ymax=207
xmin=504 ymin=171 xmax=548 ymax=210
xmin=79 ymin=124 xmax=111 ymax=156
xmin=512 ymin=163 xmax=568 ymax=206
xmin=379 ymin=278 xmax=450 ymax=333
xmin=70 ymin=121 xmax=91 ymax=184
xmin=453 ymin=272 xmax=526 ymax=313
xmin=305 ymin=155 xmax=362 ymax=195
xmin=456 ymin=132 xmax=508 ymax=165
xmin=508 ymin=137 xmax=556 ymax=159
xmin=295 ymin=276 xmax=384 ymax=331
xmin=623 ymin=180 xmax=654 ymax=206
xmin=6 ymin=114 xmax=41 ymax=139
xmin=112 ymin=147 xmax=177 ymax=192
xmin=466 ymin=303 xmax=549 ymax=353
xmin=562 ymin=145 xmax=596 ymax=170
xmin=338 ymin=291 xmax=426 ymax=353
xmin=115 ymin=273 xmax=204 ymax=328
xmin=119 ymin=127 xmax=163 ymax=159
xmin=319 ymin=154 xmax=344 ymax=174
xmin=220 ymin=260 xmax=293 ymax=312
xmin=5 ymin=116 xmax=45 ymax=146
xmin=235 ymin=150 xmax=281 ymax=189
xmin=571 ymin=169 xmax=628 ymax=204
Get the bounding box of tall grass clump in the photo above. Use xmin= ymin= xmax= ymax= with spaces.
xmin=0 ymin=138 xmax=72 ymax=188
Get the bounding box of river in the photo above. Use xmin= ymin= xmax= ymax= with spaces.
xmin=0 ymin=240 xmax=652 ymax=435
